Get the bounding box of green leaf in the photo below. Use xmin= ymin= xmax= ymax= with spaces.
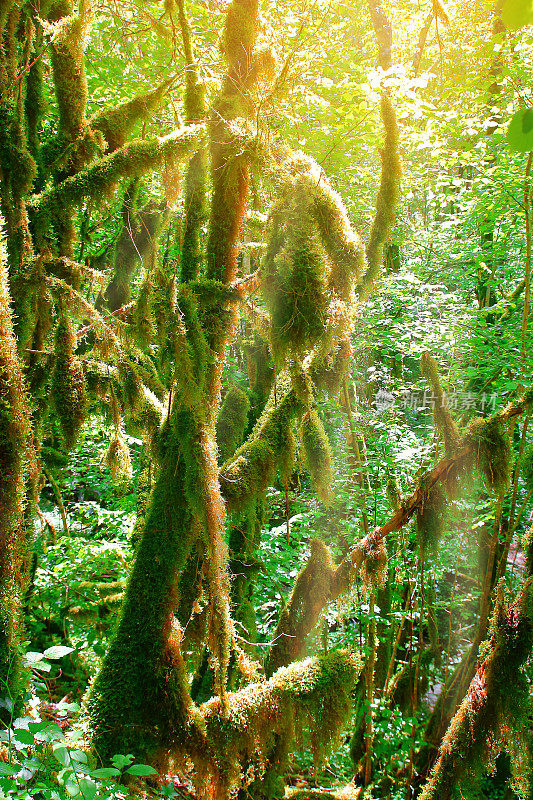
xmin=13 ymin=729 xmax=34 ymax=745
xmin=126 ymin=764 xmax=158 ymax=776
xmin=501 ymin=0 xmax=533 ymax=29
xmin=0 ymin=764 xmax=18 ymax=776
xmin=78 ymin=777 xmax=97 ymax=800
xmin=111 ymin=753 xmax=134 ymax=769
xmin=53 ymin=747 xmax=71 ymax=767
xmin=70 ymin=750 xmax=88 ymax=763
xmin=43 ymin=645 xmax=74 ymax=660
xmin=506 ymin=109 xmax=533 ymax=152
xmin=90 ymin=767 xmax=120 ymax=779
xmin=28 ymin=721 xmax=51 ymax=733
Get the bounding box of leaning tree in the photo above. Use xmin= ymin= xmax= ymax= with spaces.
xmin=1 ymin=0 xmax=533 ymax=798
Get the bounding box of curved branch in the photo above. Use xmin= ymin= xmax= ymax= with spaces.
xmin=30 ymin=124 xmax=205 ymax=233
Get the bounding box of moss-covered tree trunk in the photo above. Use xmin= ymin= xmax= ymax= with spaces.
xmin=0 ymin=219 xmax=35 ymax=715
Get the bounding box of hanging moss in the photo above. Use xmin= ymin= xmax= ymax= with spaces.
xmin=358 ymin=93 xmax=401 ymax=295
xmin=50 ymin=315 xmax=88 ymax=449
xmin=25 ymin=58 xmax=48 ymax=162
xmin=420 ymin=352 xmax=460 ymax=457
xmin=417 ymin=481 xmax=446 ymax=554
xmin=220 ymin=382 xmax=301 ymax=512
xmin=131 ymin=386 xmax=165 ymax=456
xmin=278 ymin=426 xmax=297 ymax=486
xmin=179 ymin=147 xmax=208 ymax=282
xmin=265 ymin=539 xmax=338 ymax=677
xmin=386 ymin=474 xmax=403 ymax=511
xmin=387 ymin=649 xmax=434 ymax=713
xmin=521 ymin=442 xmax=533 ymax=492
xmin=104 ymin=433 xmax=133 ymax=494
xmin=227 ymin=499 xmax=264 ymax=659
xmin=0 ymin=101 xmax=37 ymax=204
xmin=174 ymin=0 xmax=208 ymax=283
xmin=106 ymin=190 xmax=168 ymax=311
xmin=313 ymin=339 xmax=352 ymax=398
xmin=463 ymin=415 xmax=512 ymax=493
xmin=245 ymin=333 xmax=274 ymax=428
xmin=216 ymin=385 xmax=250 ymax=464
xmin=219 ymin=440 xmax=275 ymax=511
xmin=359 ymin=536 xmax=387 ymax=595
xmin=300 ymin=409 xmax=334 ymax=505
xmin=91 ymin=81 xmax=171 ymax=153
xmin=262 ymin=210 xmax=330 ymax=361
xmin=309 ymin=175 xmax=365 ymax=301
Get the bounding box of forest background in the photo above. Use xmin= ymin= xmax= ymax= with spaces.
xmin=1 ymin=0 xmax=533 ymax=799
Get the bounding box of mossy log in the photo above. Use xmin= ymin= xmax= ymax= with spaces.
xmin=193 ymin=650 xmax=362 ymax=800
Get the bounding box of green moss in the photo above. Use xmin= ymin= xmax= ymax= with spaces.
xmin=91 ymin=81 xmax=171 ymax=153
xmin=262 ymin=213 xmax=330 ymax=361
xmin=265 ymin=539 xmax=337 ymax=677
xmin=106 ymin=191 xmax=168 ymax=311
xmin=50 ymin=1 xmax=91 ymax=140
xmin=420 ymin=352 xmax=460 ymax=457
xmin=179 ymin=147 xmax=208 ymax=282
xmin=220 ymin=378 xmax=301 ymax=511
xmin=310 ymin=176 xmax=365 ymax=301
xmin=300 ymin=409 xmax=333 ymax=505
xmin=359 ymin=536 xmax=387 ymax=593
xmin=85 ymin=421 xmax=201 ymax=763
xmin=387 ymin=649 xmax=433 ymax=713
xmin=105 ymin=433 xmax=133 ymax=494
xmin=221 ymin=0 xmax=259 ymax=71
xmin=521 ymin=442 xmax=533 ymax=492
xmin=358 ymin=93 xmax=401 ymax=295
xmin=419 ymin=581 xmax=533 ymax=800
xmin=386 ymin=474 xmax=403 ymax=511
xmin=228 ymin=498 xmax=264 ymax=653
xmin=417 ymin=481 xmax=446 ymax=554
xmin=219 ymin=439 xmax=275 ymax=512
xmin=0 ymin=101 xmax=37 ymax=204
xmin=198 ymin=650 xmax=361 ymax=799
xmin=30 ymin=125 xmax=205 ymax=244
xmin=50 ymin=316 xmax=88 ymax=449
xmin=0 ymin=219 xmax=34 ymax=717
xmin=313 ymin=339 xmax=352 ymax=398
xmin=25 ymin=59 xmax=48 ymax=160
xmin=129 ymin=450 xmax=153 ymax=548
xmin=463 ymin=415 xmax=512 ymax=493
xmin=216 ymin=385 xmax=250 ymax=464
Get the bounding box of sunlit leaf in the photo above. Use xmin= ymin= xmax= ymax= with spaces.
xmin=501 ymin=0 xmax=533 ymax=29
xmin=506 ymin=109 xmax=533 ymax=152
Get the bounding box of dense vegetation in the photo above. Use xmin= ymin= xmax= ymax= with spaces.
xmin=1 ymin=0 xmax=533 ymax=798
